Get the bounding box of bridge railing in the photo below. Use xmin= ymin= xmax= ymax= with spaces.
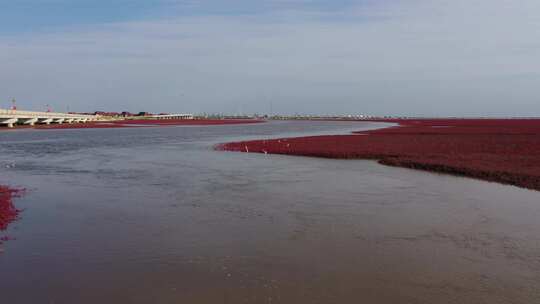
xmin=0 ymin=108 xmax=97 ymax=119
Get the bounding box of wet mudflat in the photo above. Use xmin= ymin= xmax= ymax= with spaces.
xmin=0 ymin=121 xmax=539 ymax=303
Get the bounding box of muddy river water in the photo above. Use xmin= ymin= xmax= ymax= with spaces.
xmin=1 ymin=121 xmax=539 ymax=303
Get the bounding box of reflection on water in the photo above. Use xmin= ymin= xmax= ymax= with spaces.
xmin=1 ymin=121 xmax=539 ymax=303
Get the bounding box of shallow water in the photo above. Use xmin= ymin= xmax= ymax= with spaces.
xmin=1 ymin=121 xmax=539 ymax=304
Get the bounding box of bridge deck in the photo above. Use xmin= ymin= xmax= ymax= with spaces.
xmin=0 ymin=109 xmax=98 ymax=128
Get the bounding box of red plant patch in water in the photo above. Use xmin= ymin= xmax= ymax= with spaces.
xmin=0 ymin=186 xmax=25 ymax=245
xmin=217 ymin=119 xmax=540 ymax=190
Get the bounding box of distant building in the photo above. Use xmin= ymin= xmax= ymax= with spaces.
xmin=94 ymin=111 xmax=121 ymax=117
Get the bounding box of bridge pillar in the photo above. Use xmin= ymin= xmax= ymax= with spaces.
xmin=39 ymin=118 xmax=54 ymax=125
xmin=1 ymin=118 xmax=18 ymax=128
xmin=23 ymin=118 xmax=39 ymax=126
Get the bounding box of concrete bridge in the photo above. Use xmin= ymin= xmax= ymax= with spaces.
xmin=0 ymin=108 xmax=98 ymax=128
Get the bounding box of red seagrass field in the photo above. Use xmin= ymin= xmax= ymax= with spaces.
xmin=218 ymin=119 xmax=540 ymax=191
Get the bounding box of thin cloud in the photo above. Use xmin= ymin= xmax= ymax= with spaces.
xmin=1 ymin=0 xmax=539 ymax=116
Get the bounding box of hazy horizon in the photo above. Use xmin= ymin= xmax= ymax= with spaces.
xmin=2 ymin=0 xmax=540 ymax=117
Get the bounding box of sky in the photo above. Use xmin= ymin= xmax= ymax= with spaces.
xmin=1 ymin=0 xmax=540 ymax=116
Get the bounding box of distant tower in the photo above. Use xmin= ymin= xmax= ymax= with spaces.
xmin=46 ymin=104 xmax=51 ymax=113
xmin=11 ymin=98 xmax=16 ymax=111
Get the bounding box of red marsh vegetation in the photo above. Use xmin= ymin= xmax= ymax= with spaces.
xmin=217 ymin=119 xmax=540 ymax=191
xmin=0 ymin=186 xmax=25 ymax=245
xmin=114 ymin=119 xmax=264 ymax=126
xmin=36 ymin=123 xmax=131 ymax=130
xmin=32 ymin=119 xmax=264 ymax=130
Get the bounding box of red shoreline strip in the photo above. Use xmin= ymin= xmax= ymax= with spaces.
xmin=111 ymin=119 xmax=265 ymax=126
xmin=217 ymin=119 xmax=540 ymax=191
xmin=0 ymin=119 xmax=265 ymax=131
xmin=17 ymin=119 xmax=265 ymax=130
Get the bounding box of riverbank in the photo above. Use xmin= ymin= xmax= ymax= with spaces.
xmin=0 ymin=119 xmax=265 ymax=130
xmin=217 ymin=119 xmax=540 ymax=191
xmin=0 ymin=185 xmax=24 ymax=247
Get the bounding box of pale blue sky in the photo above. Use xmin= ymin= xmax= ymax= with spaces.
xmin=1 ymin=1 xmax=159 ymax=33
xmin=1 ymin=0 xmax=540 ymax=116
xmin=0 ymin=1 xmax=365 ymax=33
